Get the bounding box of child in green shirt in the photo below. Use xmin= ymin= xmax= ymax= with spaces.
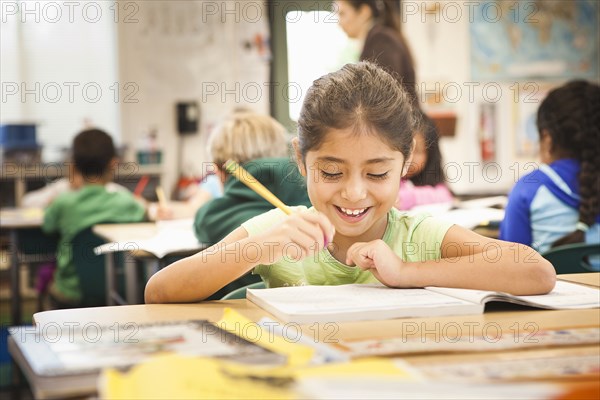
xmin=43 ymin=129 xmax=146 ymax=306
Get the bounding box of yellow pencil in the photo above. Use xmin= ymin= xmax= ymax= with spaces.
xmin=155 ymin=186 xmax=168 ymax=208
xmin=224 ymin=160 xmax=292 ymax=215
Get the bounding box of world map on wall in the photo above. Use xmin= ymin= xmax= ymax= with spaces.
xmin=470 ymin=0 xmax=599 ymax=80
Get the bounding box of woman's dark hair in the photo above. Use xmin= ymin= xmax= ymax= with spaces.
xmin=348 ymin=0 xmax=398 ymax=31
xmin=73 ymin=128 xmax=116 ymax=179
xmin=347 ymin=0 xmax=415 ymax=69
xmin=536 ymin=80 xmax=600 ymax=247
xmin=297 ymin=61 xmax=419 ymax=162
xmin=410 ymin=111 xmax=447 ymax=187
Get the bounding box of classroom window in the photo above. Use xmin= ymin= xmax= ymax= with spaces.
xmin=285 ymin=10 xmax=359 ymax=121
xmin=270 ymin=1 xmax=359 ymax=130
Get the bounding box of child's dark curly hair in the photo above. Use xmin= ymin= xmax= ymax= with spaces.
xmin=536 ymin=80 xmax=600 ymax=247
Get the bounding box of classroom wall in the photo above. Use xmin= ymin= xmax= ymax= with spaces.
xmin=403 ymin=6 xmax=521 ymax=195
xmin=3 ymin=1 xmax=596 ymax=199
xmin=402 ymin=2 xmax=599 ymax=195
xmin=1 ymin=1 xmax=269 ymax=196
xmin=1 ymin=2 xmax=120 ymax=162
xmin=116 ymin=0 xmax=270 ymax=195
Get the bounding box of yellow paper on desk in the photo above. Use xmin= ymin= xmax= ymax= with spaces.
xmin=100 ymin=354 xmax=294 ymax=400
xmin=296 ymin=357 xmax=417 ymax=379
xmin=101 ymin=355 xmax=419 ymax=399
xmin=217 ymin=308 xmax=314 ymax=366
xmin=24 ymin=208 xmax=44 ymax=218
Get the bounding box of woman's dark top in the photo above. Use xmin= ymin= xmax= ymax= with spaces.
xmin=360 ymin=24 xmax=417 ymax=102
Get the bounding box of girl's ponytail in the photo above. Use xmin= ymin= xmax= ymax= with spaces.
xmin=551 ymin=82 xmax=600 ymax=247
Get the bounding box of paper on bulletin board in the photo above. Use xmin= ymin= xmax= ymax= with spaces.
xmin=511 ymin=84 xmax=551 ymax=159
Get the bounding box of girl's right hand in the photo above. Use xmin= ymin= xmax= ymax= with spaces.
xmin=258 ymin=211 xmax=335 ymax=264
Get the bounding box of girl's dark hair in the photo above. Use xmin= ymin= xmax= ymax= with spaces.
xmin=536 ymin=80 xmax=600 ymax=247
xmin=297 ymin=61 xmax=419 ymax=161
xmin=347 ymin=0 xmax=415 ymax=70
xmin=410 ymin=111 xmax=447 ymax=187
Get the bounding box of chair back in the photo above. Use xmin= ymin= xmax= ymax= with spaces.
xmin=221 ymin=281 xmax=266 ymax=300
xmin=16 ymin=228 xmax=58 ymax=259
xmin=542 ymin=243 xmax=600 ymax=274
xmin=71 ymin=227 xmax=123 ymax=307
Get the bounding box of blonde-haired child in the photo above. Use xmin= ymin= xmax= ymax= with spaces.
xmin=192 ymin=111 xmax=311 ymax=245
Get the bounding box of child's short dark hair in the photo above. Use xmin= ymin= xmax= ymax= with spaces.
xmin=72 ymin=129 xmax=116 ymax=178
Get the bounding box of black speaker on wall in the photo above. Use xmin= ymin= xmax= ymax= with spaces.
xmin=176 ymin=102 xmax=199 ymax=135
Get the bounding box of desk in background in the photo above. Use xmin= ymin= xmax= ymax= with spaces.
xmin=26 ymin=274 xmax=599 ymax=398
xmin=93 ymin=220 xmax=205 ymax=305
xmin=409 ymin=199 xmax=504 ymax=239
xmin=0 ymin=208 xmax=50 ymax=325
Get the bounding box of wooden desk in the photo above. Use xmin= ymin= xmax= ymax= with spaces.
xmin=34 ymin=276 xmax=600 ymax=343
xmin=559 ymin=273 xmax=600 ymax=287
xmin=472 ymin=225 xmax=499 ymax=239
xmin=93 ymin=221 xmax=204 ymax=305
xmin=93 ymin=222 xmax=156 ymax=306
xmin=32 ymin=274 xmax=599 ymax=393
xmin=0 ymin=207 xmax=46 ymax=325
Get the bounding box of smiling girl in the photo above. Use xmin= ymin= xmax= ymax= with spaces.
xmin=145 ymin=62 xmax=555 ymax=303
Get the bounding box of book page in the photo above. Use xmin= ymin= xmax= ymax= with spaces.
xmin=418 ymin=352 xmax=599 ymax=383
xmin=298 ymin=378 xmax=559 ymax=400
xmin=339 ymin=327 xmax=600 ymax=357
xmin=249 ymin=284 xmax=476 ymax=315
xmin=427 ymin=281 xmax=600 ymax=309
xmin=94 ymin=224 xmax=202 ymax=258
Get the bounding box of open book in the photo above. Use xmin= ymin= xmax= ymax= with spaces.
xmin=94 ymin=220 xmax=205 ymax=258
xmin=247 ymin=281 xmax=600 ymax=324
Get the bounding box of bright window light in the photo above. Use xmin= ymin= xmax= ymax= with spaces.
xmin=286 ymin=11 xmax=359 ymax=121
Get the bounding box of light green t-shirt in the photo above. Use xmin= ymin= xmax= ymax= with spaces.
xmin=241 ymin=206 xmax=454 ymax=288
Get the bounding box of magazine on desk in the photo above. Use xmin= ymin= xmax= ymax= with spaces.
xmin=247 ymin=281 xmax=600 ymax=324
xmin=8 ymin=320 xmax=285 ymax=399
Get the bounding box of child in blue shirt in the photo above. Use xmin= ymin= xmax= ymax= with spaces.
xmin=500 ymin=81 xmax=600 ymax=257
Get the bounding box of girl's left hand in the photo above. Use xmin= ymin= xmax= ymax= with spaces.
xmin=345 ymin=240 xmax=406 ymax=287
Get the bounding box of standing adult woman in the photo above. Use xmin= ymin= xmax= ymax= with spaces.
xmin=336 ymin=0 xmax=417 ymax=103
